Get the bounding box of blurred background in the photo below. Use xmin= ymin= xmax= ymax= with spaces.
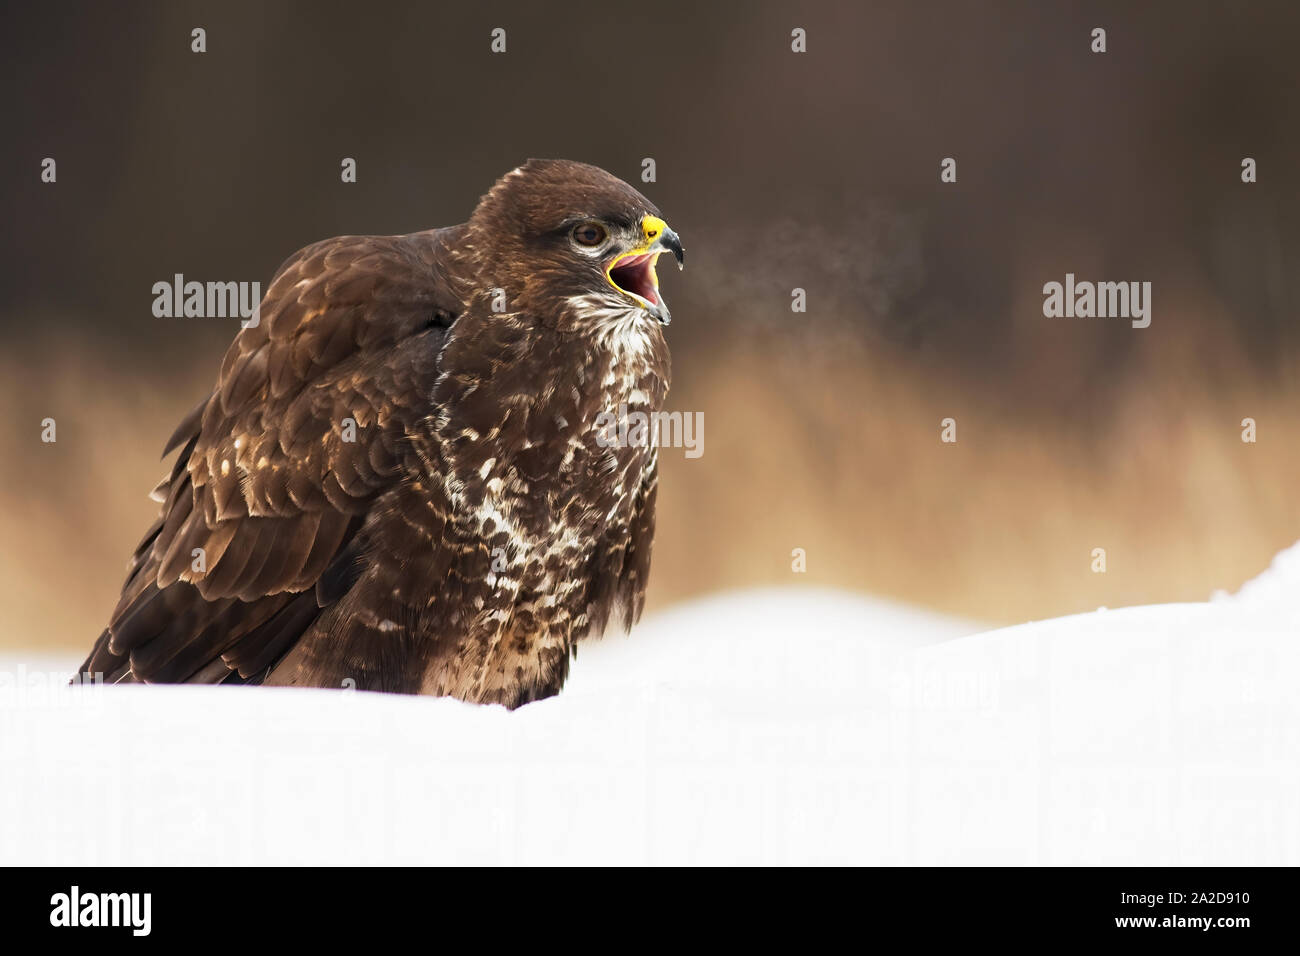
xmin=2 ymin=0 xmax=1298 ymax=654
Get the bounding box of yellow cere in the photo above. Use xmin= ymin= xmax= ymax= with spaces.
xmin=640 ymin=216 xmax=667 ymax=244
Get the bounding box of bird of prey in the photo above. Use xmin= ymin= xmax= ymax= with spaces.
xmin=78 ymin=159 xmax=685 ymax=708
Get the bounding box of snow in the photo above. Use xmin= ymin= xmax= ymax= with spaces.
xmin=1 ymin=566 xmax=1296 ymax=866
xmin=1222 ymin=538 xmax=1300 ymax=623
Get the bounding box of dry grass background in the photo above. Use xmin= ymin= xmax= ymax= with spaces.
xmin=5 ymin=304 xmax=1297 ymax=654
xmin=662 ymin=343 xmax=1300 ymax=625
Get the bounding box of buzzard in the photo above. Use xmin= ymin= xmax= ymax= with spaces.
xmin=78 ymin=159 xmax=684 ymax=708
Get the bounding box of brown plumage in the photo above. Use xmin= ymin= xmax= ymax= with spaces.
xmin=78 ymin=159 xmax=685 ymax=708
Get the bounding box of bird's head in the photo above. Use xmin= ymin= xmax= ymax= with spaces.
xmin=459 ymin=159 xmax=684 ymax=330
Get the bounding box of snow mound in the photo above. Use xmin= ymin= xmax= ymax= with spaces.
xmin=1 ymin=565 xmax=1296 ymax=865
xmin=1229 ymin=538 xmax=1300 ymax=622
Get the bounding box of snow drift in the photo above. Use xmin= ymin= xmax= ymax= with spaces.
xmin=1 ymin=562 xmax=1297 ymax=865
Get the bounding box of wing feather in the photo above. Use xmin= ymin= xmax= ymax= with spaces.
xmin=79 ymin=227 xmax=466 ymax=685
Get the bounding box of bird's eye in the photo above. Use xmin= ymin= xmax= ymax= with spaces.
xmin=571 ymin=222 xmax=608 ymax=247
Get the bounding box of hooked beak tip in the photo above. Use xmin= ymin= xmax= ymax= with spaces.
xmin=659 ymin=228 xmax=685 ymax=270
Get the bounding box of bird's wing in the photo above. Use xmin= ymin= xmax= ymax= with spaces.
xmin=80 ymin=226 xmax=466 ymax=685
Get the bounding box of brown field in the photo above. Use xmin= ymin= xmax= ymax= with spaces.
xmin=4 ymin=312 xmax=1296 ymax=655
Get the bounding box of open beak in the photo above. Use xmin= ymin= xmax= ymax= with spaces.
xmin=606 ymin=215 xmax=685 ymax=325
